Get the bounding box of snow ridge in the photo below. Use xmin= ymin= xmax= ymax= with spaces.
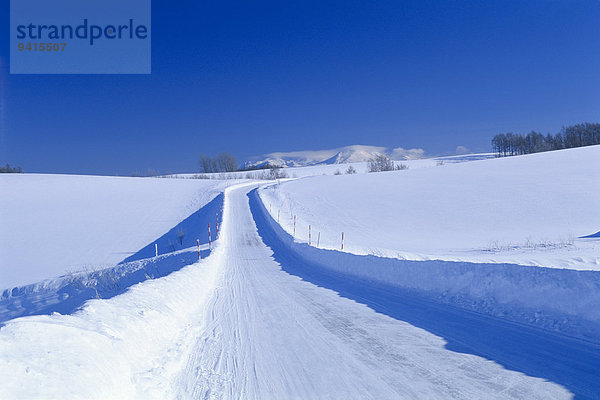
xmin=252 ymin=188 xmax=600 ymax=342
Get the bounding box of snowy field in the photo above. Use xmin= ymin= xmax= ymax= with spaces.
xmin=260 ymin=146 xmax=600 ymax=270
xmin=3 ymin=183 xmax=598 ymax=399
xmin=1 ymin=149 xmax=599 ymax=399
xmin=171 ymin=153 xmax=496 ymax=179
xmin=0 ymin=174 xmax=230 ymax=289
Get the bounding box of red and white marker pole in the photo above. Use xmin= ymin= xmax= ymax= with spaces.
xmin=197 ymin=239 xmax=201 ymax=260
xmin=208 ymin=223 xmax=212 ymax=250
xmin=309 ymin=225 xmax=312 ymax=246
xmin=293 ymin=215 xmax=296 ymax=237
xmin=341 ymin=232 xmax=344 ymax=250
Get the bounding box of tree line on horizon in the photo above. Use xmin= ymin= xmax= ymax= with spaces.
xmin=491 ymin=122 xmax=600 ymax=157
xmin=198 ymin=152 xmax=282 ymax=173
xmin=198 ymin=152 xmax=238 ymax=173
xmin=0 ymin=163 xmax=23 ymax=173
xmin=197 ymin=152 xmax=290 ymax=179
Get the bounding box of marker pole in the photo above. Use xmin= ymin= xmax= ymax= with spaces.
xmin=208 ymin=223 xmax=212 ymax=250
xmin=309 ymin=225 xmax=311 ymax=246
xmin=155 ymin=243 xmax=158 ymax=257
xmin=341 ymin=232 xmax=344 ymax=250
xmin=197 ymin=239 xmax=201 ymax=260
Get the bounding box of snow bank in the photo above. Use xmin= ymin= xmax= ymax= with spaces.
xmin=0 ymin=174 xmax=230 ymax=289
xmin=0 ymin=242 xmax=213 ymax=324
xmin=250 ymin=189 xmax=600 ymax=341
xmin=260 ymin=146 xmax=600 ymax=269
xmin=0 ymin=181 xmax=244 ymax=399
xmin=0 ymin=248 xmax=224 ymax=399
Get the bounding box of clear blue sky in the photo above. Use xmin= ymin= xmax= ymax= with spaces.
xmin=1 ymin=0 xmax=599 ymax=175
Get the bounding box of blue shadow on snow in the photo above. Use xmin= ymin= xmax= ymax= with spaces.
xmin=0 ymin=194 xmax=223 ymax=326
xmin=580 ymin=231 xmax=600 ymax=239
xmin=121 ymin=193 xmax=223 ymax=263
xmin=248 ymin=188 xmax=600 ymax=400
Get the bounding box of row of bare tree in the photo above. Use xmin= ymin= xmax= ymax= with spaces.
xmin=492 ymin=122 xmax=600 ymax=157
xmin=198 ymin=152 xmax=238 ymax=173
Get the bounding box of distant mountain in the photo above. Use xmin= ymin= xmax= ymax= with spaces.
xmin=243 ymin=145 xmax=424 ymax=169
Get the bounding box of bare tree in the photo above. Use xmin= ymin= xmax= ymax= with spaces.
xmin=269 ymin=166 xmax=288 ymax=179
xmin=199 ymin=154 xmax=217 ymax=173
xmin=199 ymin=153 xmax=238 ymax=173
xmin=367 ymin=155 xmax=395 ymax=172
xmin=0 ymin=163 xmax=23 ymax=173
xmin=216 ymin=152 xmax=238 ymax=172
xmin=491 ymin=122 xmax=600 ymax=157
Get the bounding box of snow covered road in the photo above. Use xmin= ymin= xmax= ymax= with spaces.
xmin=173 ymin=184 xmax=577 ymax=399
xmin=1 ymin=182 xmax=599 ymax=399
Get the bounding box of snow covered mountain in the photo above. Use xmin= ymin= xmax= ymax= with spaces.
xmin=243 ymin=144 xmax=424 ymax=169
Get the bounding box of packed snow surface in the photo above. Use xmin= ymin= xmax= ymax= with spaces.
xmin=260 ymin=146 xmax=600 ymax=270
xmin=0 ymin=174 xmax=229 ymax=289
xmin=3 ymin=183 xmax=596 ymax=399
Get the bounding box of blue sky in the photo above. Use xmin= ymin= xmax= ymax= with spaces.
xmin=1 ymin=0 xmax=599 ymax=174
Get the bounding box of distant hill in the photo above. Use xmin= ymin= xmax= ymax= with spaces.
xmin=243 ymin=145 xmax=424 ymax=169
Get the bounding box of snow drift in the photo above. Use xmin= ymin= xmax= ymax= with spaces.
xmin=259 ymin=145 xmax=600 ymax=269
xmin=0 ymin=174 xmax=229 ymax=289
xmin=250 ymin=189 xmax=600 ymax=342
xmin=0 ymin=193 xmax=223 ymax=324
xmin=0 ymin=182 xmax=245 ymax=399
xmin=0 ymin=242 xmax=224 ymax=400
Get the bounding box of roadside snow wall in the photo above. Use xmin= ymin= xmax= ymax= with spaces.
xmin=250 ymin=189 xmax=600 ymax=342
